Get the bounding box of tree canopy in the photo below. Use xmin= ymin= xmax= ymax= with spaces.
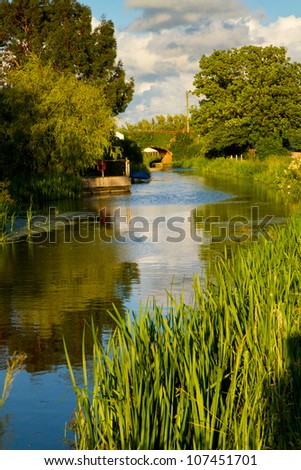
xmin=123 ymin=114 xmax=187 ymax=133
xmin=0 ymin=57 xmax=115 ymax=178
xmin=0 ymin=0 xmax=134 ymax=115
xmin=191 ymin=45 xmax=301 ymax=156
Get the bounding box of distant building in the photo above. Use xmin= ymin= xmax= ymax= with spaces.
xmin=115 ymin=131 xmax=125 ymax=140
xmin=143 ymin=147 xmax=160 ymax=157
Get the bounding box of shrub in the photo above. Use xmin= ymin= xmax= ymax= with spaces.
xmin=254 ymin=136 xmax=289 ymax=159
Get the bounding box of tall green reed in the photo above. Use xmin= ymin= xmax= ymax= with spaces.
xmin=10 ymin=173 xmax=83 ymax=204
xmin=0 ymin=352 xmax=27 ymax=407
xmin=65 ymin=218 xmax=301 ymax=450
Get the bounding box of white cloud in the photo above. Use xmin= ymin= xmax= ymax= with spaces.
xmin=92 ymin=3 xmax=301 ymax=123
xmin=91 ymin=16 xmax=100 ymax=31
xmin=247 ymin=15 xmax=301 ymax=60
xmin=136 ymin=82 xmax=154 ymax=94
xmin=126 ymin=0 xmax=248 ymax=31
xmin=117 ymin=31 xmax=158 ymax=75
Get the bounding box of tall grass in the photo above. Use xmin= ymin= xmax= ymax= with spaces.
xmin=173 ymin=155 xmax=299 ymax=199
xmin=10 ymin=173 xmax=83 ymax=204
xmin=0 ymin=352 xmax=26 ymax=407
xmin=65 ymin=218 xmax=301 ymax=450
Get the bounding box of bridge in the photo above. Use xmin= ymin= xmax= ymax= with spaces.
xmin=142 ymin=146 xmax=173 ymax=168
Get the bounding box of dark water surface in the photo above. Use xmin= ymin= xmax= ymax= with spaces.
xmin=0 ymin=169 xmax=297 ymax=449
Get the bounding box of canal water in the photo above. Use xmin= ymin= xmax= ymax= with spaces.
xmin=0 ymin=169 xmax=297 ymax=449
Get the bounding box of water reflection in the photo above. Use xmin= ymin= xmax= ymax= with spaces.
xmin=0 ymin=170 xmax=296 ymax=371
xmin=191 ymin=173 xmax=295 ymax=261
xmin=0 ymin=168 xmax=298 ymax=449
xmin=0 ymin=229 xmax=140 ymax=372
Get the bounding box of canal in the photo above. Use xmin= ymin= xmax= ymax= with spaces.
xmin=0 ymin=168 xmax=297 ymax=449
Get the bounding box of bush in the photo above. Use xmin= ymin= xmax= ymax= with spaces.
xmin=118 ymin=137 xmax=143 ymax=165
xmin=170 ymin=132 xmax=200 ymax=161
xmin=254 ymin=136 xmax=289 ymax=159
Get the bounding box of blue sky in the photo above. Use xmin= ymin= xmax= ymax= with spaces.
xmin=82 ymin=1 xmax=301 ymax=123
xmin=244 ymin=0 xmax=301 ymax=21
xmin=85 ymin=0 xmax=301 ymax=28
xmin=83 ymin=0 xmax=138 ymax=27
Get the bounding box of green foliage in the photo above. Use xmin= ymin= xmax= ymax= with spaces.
xmin=279 ymin=157 xmax=301 ymax=197
xmin=121 ymin=129 xmax=173 ymax=150
xmin=186 ymin=154 xmax=301 ymax=200
xmin=0 ymin=180 xmax=14 ymax=236
xmin=285 ymin=129 xmax=301 ymax=151
xmin=121 ymin=114 xmax=187 ymax=149
xmin=117 ymin=137 xmax=143 ymax=165
xmin=120 ymin=115 xmax=199 ymax=164
xmin=170 ymin=132 xmax=201 ymax=161
xmin=0 ymin=1 xmax=134 ymax=115
xmin=0 ymin=56 xmax=115 ymax=178
xmin=66 ymin=218 xmax=301 ymax=449
xmin=124 ymin=114 xmax=187 ymax=132
xmin=10 ymin=173 xmax=83 ymax=204
xmin=254 ymin=136 xmax=289 ymax=159
xmin=191 ymin=45 xmax=301 ymax=156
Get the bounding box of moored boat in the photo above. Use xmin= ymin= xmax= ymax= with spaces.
xmin=130 ymin=170 xmax=151 ymax=184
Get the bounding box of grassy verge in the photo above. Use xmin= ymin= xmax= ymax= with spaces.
xmin=65 ymin=217 xmax=301 ymax=450
xmin=173 ymin=155 xmax=301 ymax=200
xmin=10 ymin=173 xmax=83 ymax=204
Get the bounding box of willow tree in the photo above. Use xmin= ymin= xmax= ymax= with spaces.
xmin=0 ymin=0 xmax=134 ymax=115
xmin=191 ymin=45 xmax=301 ymax=157
xmin=0 ymin=57 xmax=115 ymax=178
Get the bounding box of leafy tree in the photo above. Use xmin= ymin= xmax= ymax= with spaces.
xmin=170 ymin=132 xmax=200 ymax=161
xmin=285 ymin=129 xmax=301 ymax=151
xmin=117 ymin=137 xmax=143 ymax=165
xmin=0 ymin=0 xmax=134 ymax=115
xmin=123 ymin=114 xmax=187 ymax=133
xmin=0 ymin=56 xmax=115 ymax=178
xmin=191 ymin=45 xmax=301 ymax=156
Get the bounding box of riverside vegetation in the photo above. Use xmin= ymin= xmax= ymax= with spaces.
xmin=0 ymin=352 xmax=26 ymax=408
xmin=65 ymin=217 xmax=301 ymax=450
xmin=172 ymin=155 xmax=301 ymax=201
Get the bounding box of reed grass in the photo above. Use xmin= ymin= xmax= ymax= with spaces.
xmin=172 ymin=155 xmax=300 ymax=199
xmin=0 ymin=352 xmax=27 ymax=407
xmin=10 ymin=173 xmax=83 ymax=203
xmin=65 ymin=217 xmax=301 ymax=450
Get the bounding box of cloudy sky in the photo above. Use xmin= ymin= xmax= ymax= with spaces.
xmin=84 ymin=0 xmax=301 ymax=124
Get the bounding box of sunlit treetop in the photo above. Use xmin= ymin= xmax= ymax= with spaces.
xmin=0 ymin=0 xmax=134 ymax=115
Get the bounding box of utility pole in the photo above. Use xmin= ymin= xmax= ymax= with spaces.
xmin=186 ymin=90 xmax=190 ymax=133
